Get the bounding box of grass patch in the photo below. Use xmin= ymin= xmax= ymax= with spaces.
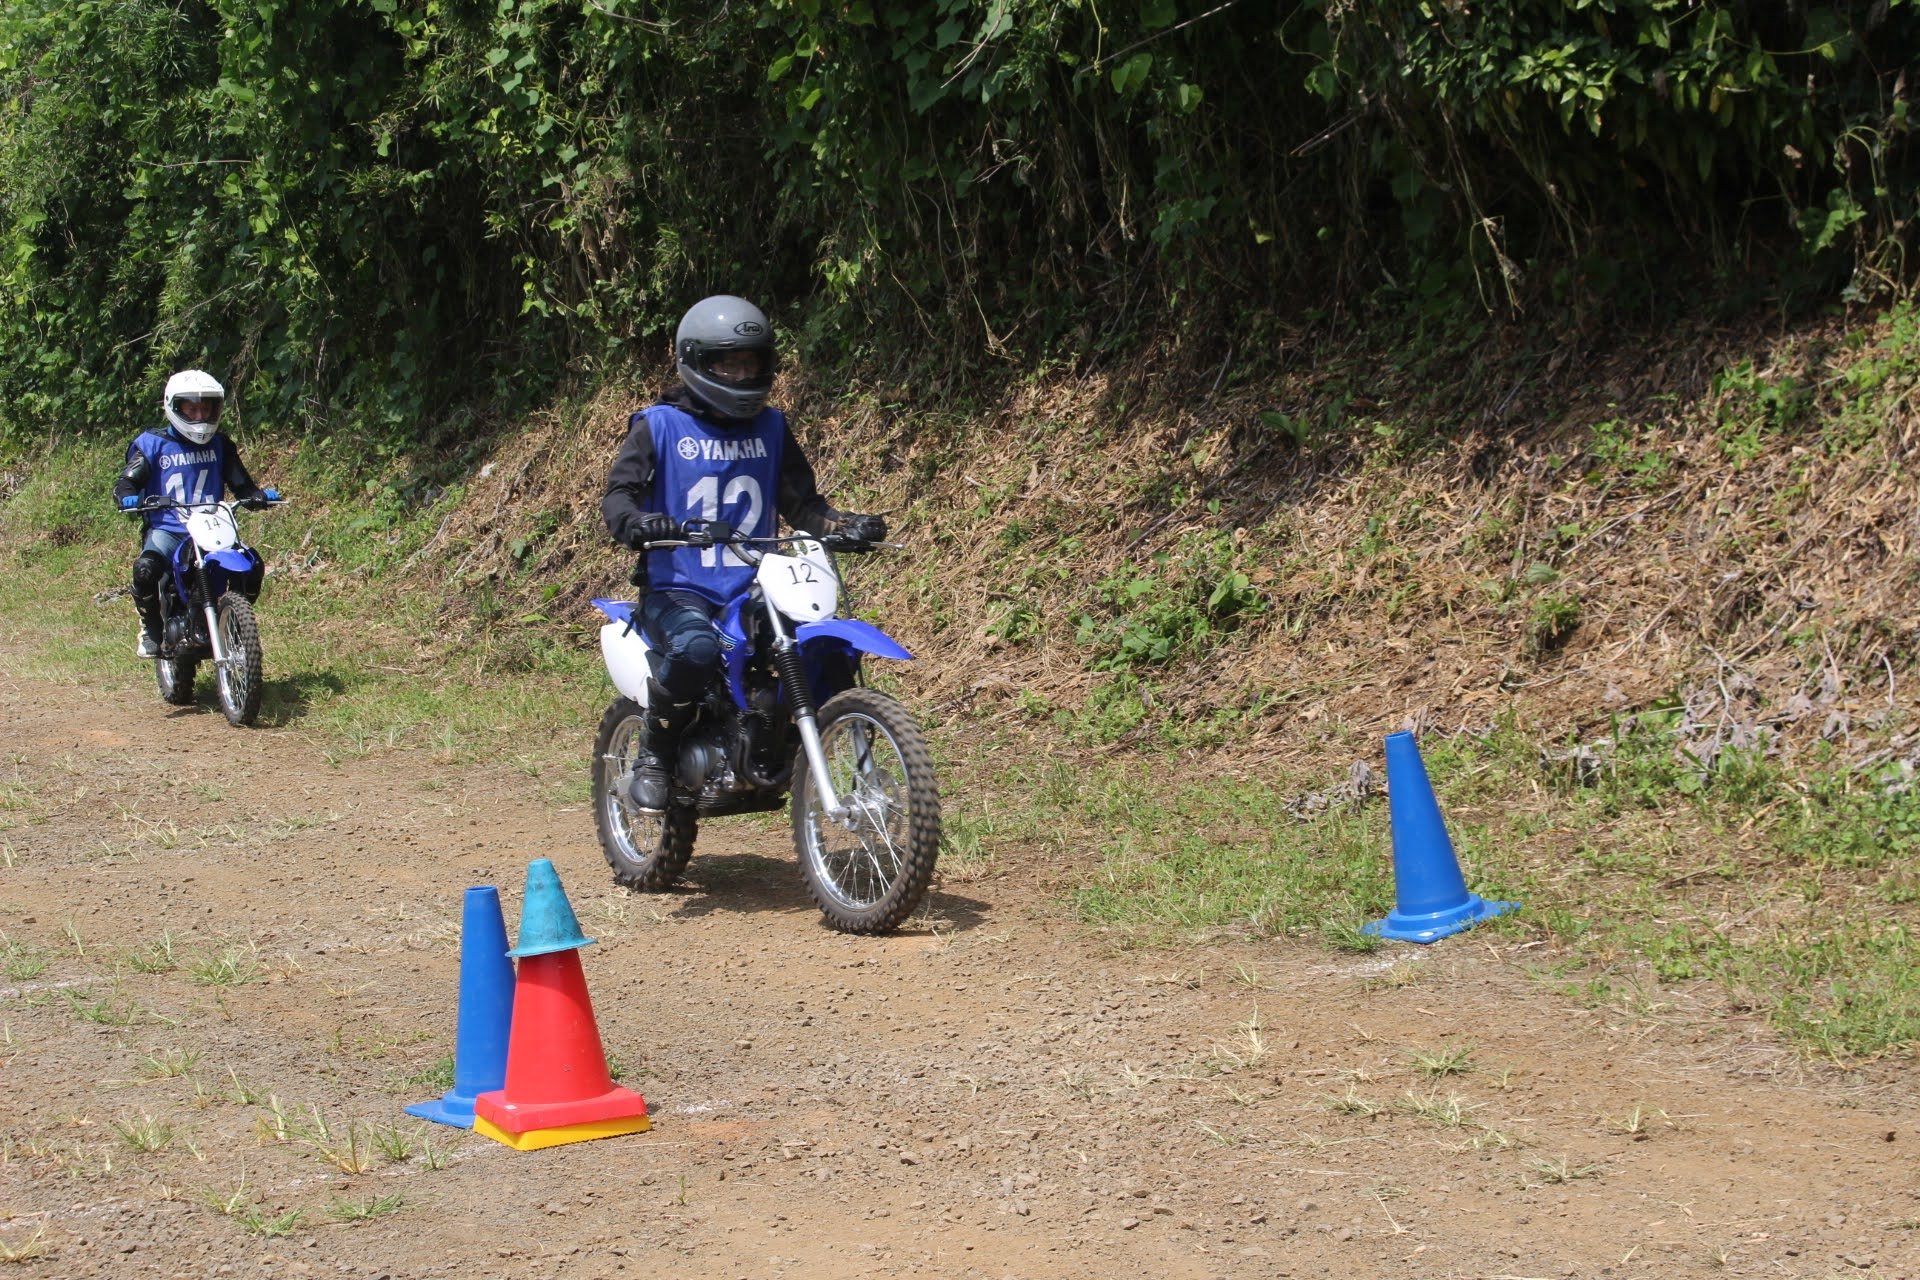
xmin=1019 ymin=709 xmax=1919 ymax=1058
xmin=188 ymin=944 xmax=263 ymax=988
xmin=0 ymin=933 xmax=48 ymax=981
xmin=200 ymin=1177 xmax=305 ymax=1238
xmin=329 ymin=1192 xmax=405 ymax=1222
xmin=1064 ymin=766 xmax=1399 ymax=941
xmin=0 ymin=1224 xmax=50 ymax=1263
xmin=110 ymin=1113 xmax=174 ymax=1154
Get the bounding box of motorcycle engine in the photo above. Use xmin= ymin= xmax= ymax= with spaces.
xmin=673 ymin=728 xmax=733 ymax=792
xmin=164 ymin=615 xmax=192 ymax=652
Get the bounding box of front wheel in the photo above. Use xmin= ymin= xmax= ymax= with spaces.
xmin=592 ymin=697 xmax=697 ymax=890
xmin=792 ymin=688 xmax=941 ymax=934
xmin=213 ymin=595 xmax=263 ymax=727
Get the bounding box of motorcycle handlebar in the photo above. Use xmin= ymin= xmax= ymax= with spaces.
xmin=119 ymin=495 xmax=287 ymax=514
xmin=635 ymin=532 xmax=894 ymax=554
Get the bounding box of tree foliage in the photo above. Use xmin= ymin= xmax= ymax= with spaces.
xmin=1 ymin=0 xmax=1913 ymax=445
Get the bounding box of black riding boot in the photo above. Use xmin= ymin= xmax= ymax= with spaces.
xmin=131 ymin=555 xmax=166 ymax=657
xmin=629 ymin=679 xmax=699 ymax=812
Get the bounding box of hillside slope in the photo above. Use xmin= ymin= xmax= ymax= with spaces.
xmin=406 ymin=308 xmax=1919 ymax=777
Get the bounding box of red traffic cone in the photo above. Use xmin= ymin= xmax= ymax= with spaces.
xmin=472 ymin=948 xmax=650 ymax=1149
xmin=472 ymin=859 xmax=648 ymax=1150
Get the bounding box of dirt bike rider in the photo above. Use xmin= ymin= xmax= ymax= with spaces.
xmin=114 ymin=370 xmax=277 ymax=658
xmin=602 ymin=295 xmax=887 ymax=812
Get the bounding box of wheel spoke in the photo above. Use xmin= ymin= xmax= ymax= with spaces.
xmin=804 ymin=710 xmax=916 ymax=909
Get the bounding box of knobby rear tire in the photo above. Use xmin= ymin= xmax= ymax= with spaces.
xmin=592 ymin=697 xmax=697 ymax=890
xmin=155 ymin=640 xmax=197 ymax=707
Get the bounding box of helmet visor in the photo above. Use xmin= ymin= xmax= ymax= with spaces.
xmin=171 ymin=395 xmax=223 ymax=425
xmin=700 ymin=348 xmax=774 ymax=388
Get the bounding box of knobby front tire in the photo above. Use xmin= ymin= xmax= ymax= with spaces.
xmin=791 ymin=687 xmax=941 ymax=935
xmin=214 ymin=595 xmax=263 ymax=727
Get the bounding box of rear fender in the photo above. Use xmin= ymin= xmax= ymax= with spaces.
xmin=593 ymin=599 xmax=653 ymax=703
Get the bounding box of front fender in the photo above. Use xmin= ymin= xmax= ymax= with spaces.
xmin=796 ymin=618 xmax=913 ymax=662
xmin=205 ymin=548 xmax=258 ymax=575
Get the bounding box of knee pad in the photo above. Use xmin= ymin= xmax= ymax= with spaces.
xmin=131 ymin=551 xmax=169 ymax=596
xmin=672 ymin=629 xmax=722 ymax=672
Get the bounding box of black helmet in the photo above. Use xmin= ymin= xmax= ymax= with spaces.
xmin=675 ymin=295 xmax=776 ymax=421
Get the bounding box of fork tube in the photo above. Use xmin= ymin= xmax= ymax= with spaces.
xmin=197 ymin=561 xmax=230 ymax=665
xmin=764 ymin=607 xmax=843 ymax=818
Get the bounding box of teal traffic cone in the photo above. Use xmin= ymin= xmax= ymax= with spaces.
xmin=1364 ymin=731 xmax=1518 ymax=943
xmin=405 ymin=886 xmax=515 ymax=1128
xmin=508 ymin=858 xmax=595 ymax=958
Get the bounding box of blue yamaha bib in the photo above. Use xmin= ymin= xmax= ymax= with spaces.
xmin=642 ymin=404 xmax=786 ymax=605
xmin=128 ymin=428 xmax=229 ymax=535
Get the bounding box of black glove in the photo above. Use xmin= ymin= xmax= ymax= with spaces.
xmin=839 ymin=513 xmax=887 ymax=544
xmin=238 ymin=494 xmax=272 ymax=511
xmin=628 ymin=512 xmax=683 ymax=548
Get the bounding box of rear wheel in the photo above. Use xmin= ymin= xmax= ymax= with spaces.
xmin=213 ymin=596 xmax=263 ymax=727
xmin=154 ymin=596 xmax=197 ymax=707
xmin=155 ymin=653 xmax=197 ymax=706
xmin=792 ymin=687 xmax=941 ymax=934
xmin=592 ymin=697 xmax=697 ymax=890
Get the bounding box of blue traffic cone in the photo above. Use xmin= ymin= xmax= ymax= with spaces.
xmin=507 ymin=858 xmax=595 ymax=958
xmin=406 ymin=886 xmax=516 ymax=1128
xmin=1364 ymin=731 xmax=1519 ymax=943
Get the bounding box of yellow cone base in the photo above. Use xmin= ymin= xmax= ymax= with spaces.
xmin=473 ymin=1111 xmax=651 ymax=1151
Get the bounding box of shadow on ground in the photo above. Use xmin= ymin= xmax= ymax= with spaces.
xmin=662 ymin=851 xmax=992 ymax=934
xmin=258 ymin=669 xmax=348 ymax=726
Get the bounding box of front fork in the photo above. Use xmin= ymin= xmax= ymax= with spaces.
xmin=766 ymin=611 xmax=846 ymax=822
xmin=194 ymin=565 xmax=232 ymax=669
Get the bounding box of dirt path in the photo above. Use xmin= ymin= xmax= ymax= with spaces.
xmin=2 ymin=657 xmax=1916 ymax=1279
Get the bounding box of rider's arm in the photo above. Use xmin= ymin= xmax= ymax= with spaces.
xmin=601 ymin=413 xmax=663 ymax=548
xmin=115 ymin=437 xmax=153 ymax=504
xmin=220 ymin=436 xmax=265 ymax=501
xmin=775 ymin=422 xmax=850 ymax=536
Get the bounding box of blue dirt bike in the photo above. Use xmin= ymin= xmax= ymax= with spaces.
xmin=130 ymin=494 xmax=283 ymax=727
xmin=590 ymin=527 xmax=941 ymax=934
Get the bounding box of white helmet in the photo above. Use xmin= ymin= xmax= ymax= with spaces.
xmin=163 ymin=369 xmax=225 ymax=445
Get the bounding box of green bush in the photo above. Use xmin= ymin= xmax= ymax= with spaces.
xmin=3 ymin=1 xmax=1915 ymax=449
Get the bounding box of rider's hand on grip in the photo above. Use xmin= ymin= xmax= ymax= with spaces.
xmin=239 ymin=494 xmax=272 ymax=511
xmin=629 ymin=512 xmax=683 ymax=548
xmin=841 ymin=513 xmax=887 ymax=545
xmin=119 ymin=495 xmax=140 ymax=511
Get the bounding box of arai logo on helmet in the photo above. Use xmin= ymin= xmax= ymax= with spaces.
xmin=676 ymin=436 xmax=702 ymax=461
xmin=733 ymin=320 xmax=765 ymax=337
